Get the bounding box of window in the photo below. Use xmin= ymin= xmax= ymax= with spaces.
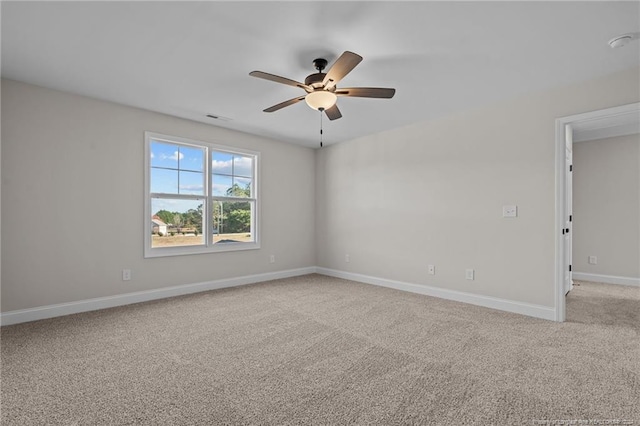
xmin=144 ymin=132 xmax=259 ymax=257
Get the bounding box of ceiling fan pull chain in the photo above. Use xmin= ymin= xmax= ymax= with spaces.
xmin=319 ymin=108 xmax=324 ymax=148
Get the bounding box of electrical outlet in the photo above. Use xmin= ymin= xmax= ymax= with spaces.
xmin=502 ymin=205 xmax=517 ymax=218
xmin=269 ymin=254 xmax=275 ymax=264
xmin=122 ymin=269 xmax=131 ymax=281
xmin=465 ymin=269 xmax=474 ymax=280
xmin=428 ymin=265 xmax=435 ymax=275
xmin=588 ymin=256 xmax=597 ymax=265
xmin=345 ymin=254 xmax=350 ymax=263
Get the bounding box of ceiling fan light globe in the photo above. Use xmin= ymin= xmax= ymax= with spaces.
xmin=305 ymin=91 xmax=337 ymax=110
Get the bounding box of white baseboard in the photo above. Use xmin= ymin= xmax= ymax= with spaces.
xmin=315 ymin=267 xmax=556 ymax=321
xmin=573 ymin=272 xmax=640 ymax=287
xmin=0 ymin=267 xmax=316 ymax=326
xmin=1 ymin=266 xmax=560 ymax=326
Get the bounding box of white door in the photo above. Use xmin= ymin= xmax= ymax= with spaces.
xmin=564 ymin=124 xmax=573 ymax=295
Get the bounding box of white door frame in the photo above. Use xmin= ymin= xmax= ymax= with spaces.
xmin=564 ymin=124 xmax=573 ymax=296
xmin=554 ymin=102 xmax=640 ymax=322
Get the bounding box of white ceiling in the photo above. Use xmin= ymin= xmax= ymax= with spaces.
xmin=2 ymin=1 xmax=639 ymax=148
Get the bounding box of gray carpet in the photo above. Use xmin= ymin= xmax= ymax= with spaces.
xmin=1 ymin=274 xmax=638 ymax=425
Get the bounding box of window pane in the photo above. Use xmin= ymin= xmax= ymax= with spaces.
xmin=151 ymin=198 xmax=204 ymax=248
xmin=212 ymin=200 xmax=254 ymax=244
xmin=179 ymin=170 xmax=204 ymax=195
xmin=212 ymin=174 xmax=233 ymax=196
xmin=233 ymin=155 xmax=253 ymax=178
xmin=150 ymin=141 xmax=179 ymax=169
xmin=212 ymin=152 xmax=233 ymax=175
xmin=151 ymin=168 xmax=178 ymax=194
xmin=233 ymin=177 xmax=252 ymax=197
xmin=151 ymin=141 xmax=206 ymax=195
xmin=179 ymin=146 xmax=205 ymax=172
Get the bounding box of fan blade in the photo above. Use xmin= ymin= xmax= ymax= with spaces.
xmin=250 ymin=71 xmax=312 ymax=92
xmin=324 ymin=104 xmax=342 ymax=120
xmin=263 ymin=96 xmax=306 ymax=113
xmin=335 ymin=87 xmax=396 ymax=98
xmin=323 ymin=51 xmax=363 ymax=89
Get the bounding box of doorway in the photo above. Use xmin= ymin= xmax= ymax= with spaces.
xmin=554 ymin=102 xmax=640 ymax=322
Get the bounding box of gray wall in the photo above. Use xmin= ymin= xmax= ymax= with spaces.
xmin=315 ymin=67 xmax=640 ymax=308
xmin=2 ymin=67 xmax=639 ymax=315
xmin=1 ymin=79 xmax=316 ymax=312
xmin=573 ymin=133 xmax=640 ymax=278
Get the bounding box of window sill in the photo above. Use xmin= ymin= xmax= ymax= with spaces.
xmin=144 ymin=241 xmax=261 ymax=258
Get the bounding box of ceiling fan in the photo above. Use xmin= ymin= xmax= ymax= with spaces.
xmin=249 ymin=51 xmax=395 ymax=121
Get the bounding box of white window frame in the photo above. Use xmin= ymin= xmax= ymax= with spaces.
xmin=144 ymin=131 xmax=260 ymax=258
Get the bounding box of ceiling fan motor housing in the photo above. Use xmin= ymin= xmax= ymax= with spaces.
xmin=305 ymin=58 xmax=330 ymax=89
xmin=305 ymin=72 xmax=327 ymax=88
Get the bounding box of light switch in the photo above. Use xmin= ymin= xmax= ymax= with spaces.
xmin=465 ymin=269 xmax=475 ymax=280
xmin=503 ymin=205 xmax=517 ymax=218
